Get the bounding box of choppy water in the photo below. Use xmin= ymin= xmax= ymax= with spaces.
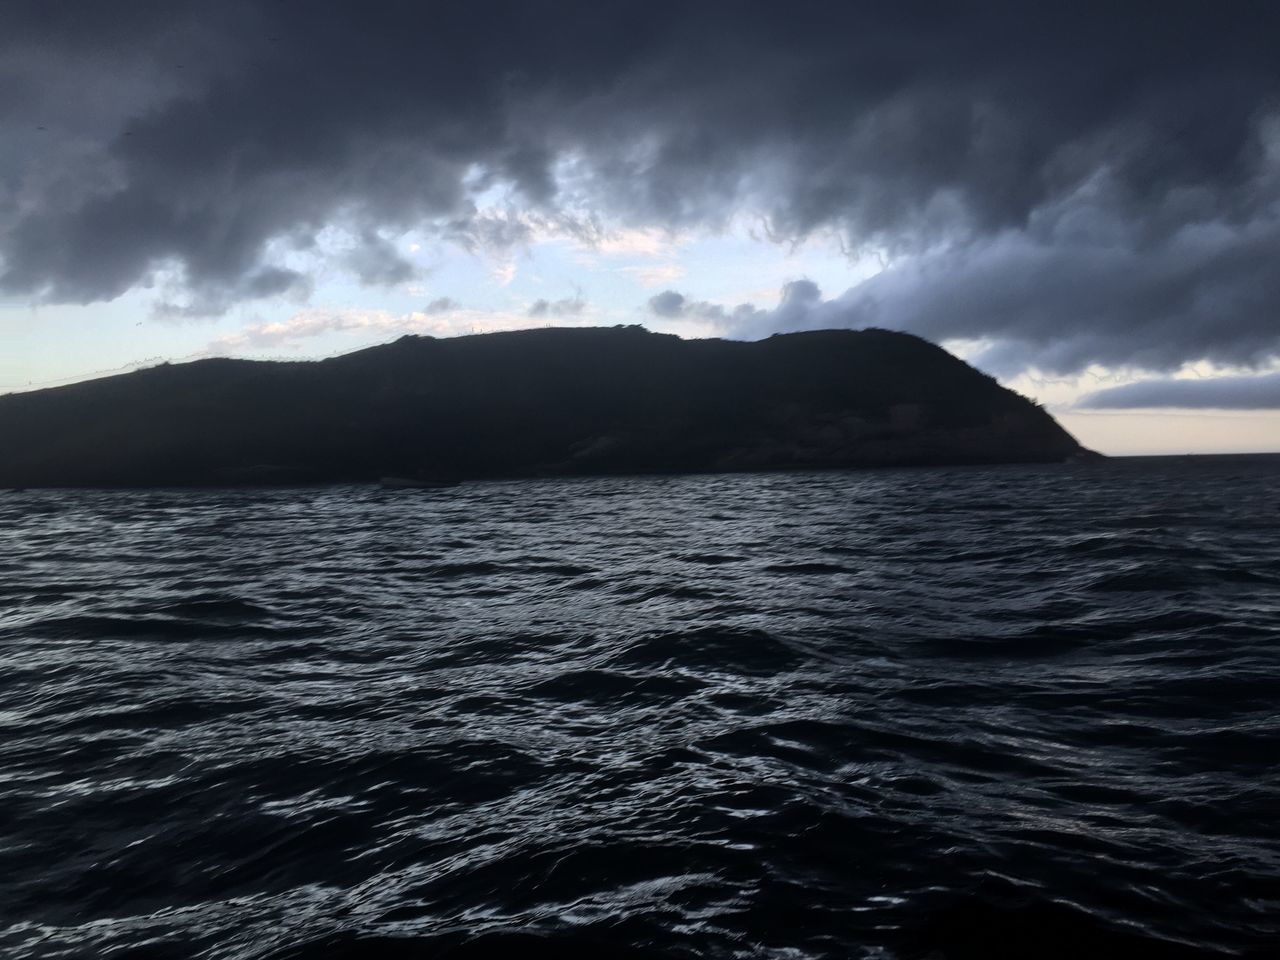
xmin=2 ymin=456 xmax=1278 ymax=959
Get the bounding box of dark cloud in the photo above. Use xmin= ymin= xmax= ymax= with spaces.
xmin=344 ymin=231 xmax=416 ymax=287
xmin=243 ymin=267 xmax=309 ymax=299
xmin=424 ymin=297 xmax=459 ymax=315
xmin=1078 ymin=371 xmax=1280 ymax=409
xmin=1 ymin=1 xmax=1278 ymax=372
xmin=645 ymin=288 xmax=773 ymax=325
xmin=651 ymin=280 xmax=823 ymax=330
xmin=726 ymin=213 xmax=1280 ymax=375
xmin=648 ymin=290 xmax=688 ymax=318
xmin=528 ymin=295 xmax=585 ymax=318
xmin=154 ymin=266 xmax=311 ymax=319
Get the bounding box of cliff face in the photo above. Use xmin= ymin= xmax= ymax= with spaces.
xmin=0 ymin=326 xmax=1091 ymax=487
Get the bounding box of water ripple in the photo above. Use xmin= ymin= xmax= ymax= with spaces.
xmin=1 ymin=456 xmax=1278 ymax=958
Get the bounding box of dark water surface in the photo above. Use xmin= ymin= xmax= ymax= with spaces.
xmin=2 ymin=456 xmax=1278 ymax=959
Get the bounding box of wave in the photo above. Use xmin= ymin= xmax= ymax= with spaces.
xmin=2 ymin=457 xmax=1278 ymax=959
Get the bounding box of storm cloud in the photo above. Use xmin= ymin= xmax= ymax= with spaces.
xmin=648 ymin=289 xmax=757 ymax=324
xmin=423 ymin=297 xmax=460 ymax=315
xmin=1079 ymin=371 xmax=1280 ymax=410
xmin=528 ymin=295 xmax=586 ymax=319
xmin=2 ymin=0 xmax=1279 ymax=373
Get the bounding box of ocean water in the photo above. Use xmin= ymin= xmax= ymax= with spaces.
xmin=1 ymin=456 xmax=1278 ymax=959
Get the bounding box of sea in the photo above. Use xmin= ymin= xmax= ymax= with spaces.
xmin=2 ymin=455 xmax=1278 ymax=959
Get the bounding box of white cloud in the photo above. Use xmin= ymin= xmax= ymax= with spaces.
xmin=203 ymin=305 xmax=599 ymax=354
xmin=491 ymin=260 xmax=517 ymax=286
xmin=591 ymin=227 xmax=672 ymax=257
xmin=620 ymin=263 xmax=686 ymax=286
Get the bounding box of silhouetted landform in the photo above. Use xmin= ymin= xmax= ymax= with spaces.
xmin=0 ymin=326 xmax=1096 ymax=488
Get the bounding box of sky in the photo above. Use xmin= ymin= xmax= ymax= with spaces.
xmin=2 ymin=1 xmax=1279 ymax=455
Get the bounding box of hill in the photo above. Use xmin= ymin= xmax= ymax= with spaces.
xmin=0 ymin=326 xmax=1093 ymax=487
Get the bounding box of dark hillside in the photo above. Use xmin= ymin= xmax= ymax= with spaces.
xmin=0 ymin=326 xmax=1090 ymax=487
